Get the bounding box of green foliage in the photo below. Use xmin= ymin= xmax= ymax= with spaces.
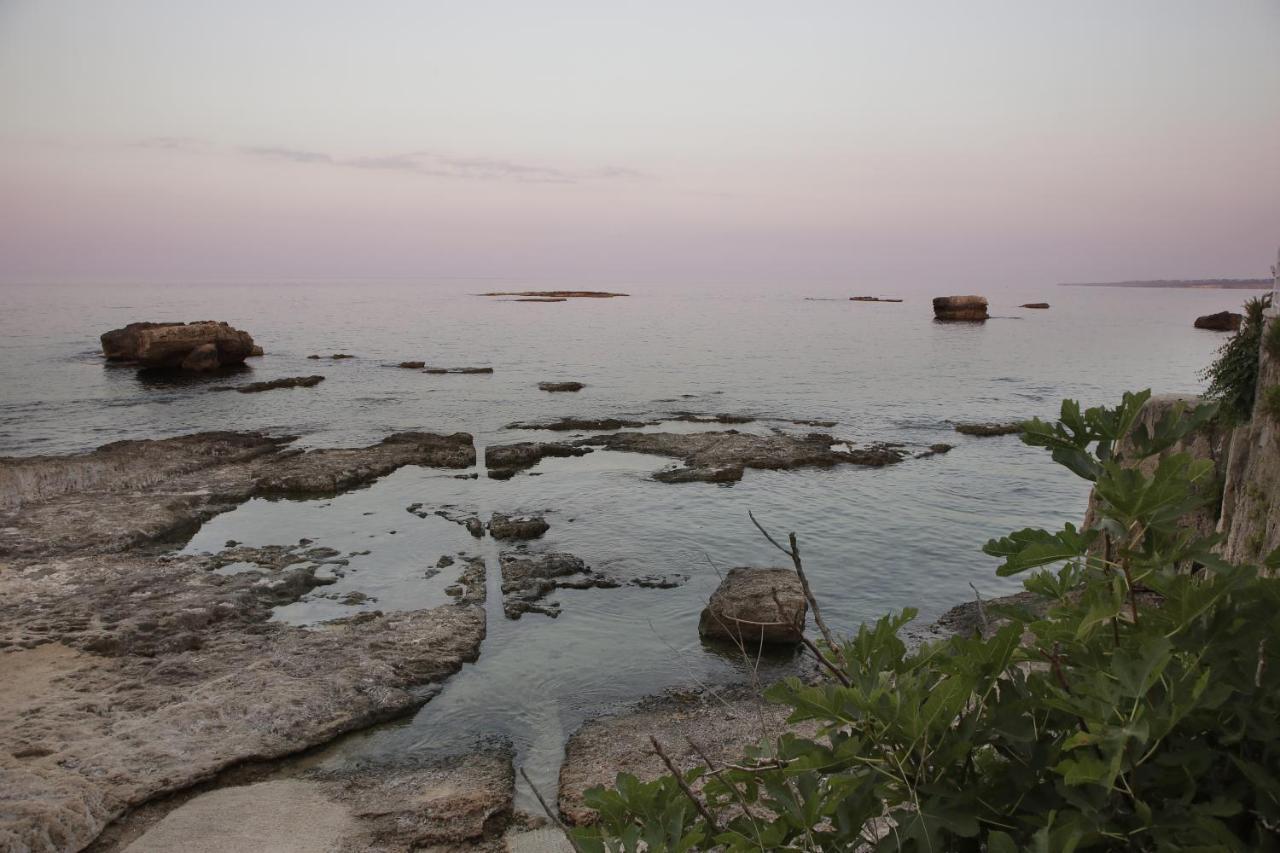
xmin=1262 ymin=385 xmax=1280 ymax=423
xmin=577 ymin=392 xmax=1280 ymax=852
xmin=1202 ymin=295 xmax=1271 ymax=423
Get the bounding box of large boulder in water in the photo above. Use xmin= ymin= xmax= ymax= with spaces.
xmin=100 ymin=321 xmax=256 ymax=370
xmin=1194 ymin=311 xmax=1243 ymax=332
xmin=698 ymin=567 xmax=807 ymax=645
xmin=933 ymin=295 xmax=989 ymax=321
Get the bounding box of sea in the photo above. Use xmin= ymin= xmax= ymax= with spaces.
xmin=0 ymin=278 xmax=1249 ymax=808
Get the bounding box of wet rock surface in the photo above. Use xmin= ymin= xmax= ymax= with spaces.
xmin=537 ymin=381 xmax=585 ymax=392
xmin=1021 ymin=302 xmax=1051 ymax=309
xmin=954 ymin=421 xmax=1024 ymax=437
xmin=430 ymin=506 xmax=486 ymax=537
xmin=575 ymin=429 xmax=908 ymax=483
xmin=932 ymin=295 xmax=989 ymax=321
xmin=497 ymin=551 xmax=683 ymax=619
xmin=486 ymin=442 xmax=593 ymax=479
xmin=397 ymin=360 xmax=425 ymax=369
xmin=444 ymin=556 xmax=487 ymax=604
xmin=212 ymin=375 xmax=324 ymax=393
xmin=499 ymin=552 xmax=613 ymax=619
xmin=422 ymin=366 xmax=494 ymax=374
xmin=849 ymin=296 xmax=903 ymax=302
xmin=489 ymin=512 xmax=550 ymax=541
xmin=507 ymin=416 xmax=652 ymax=432
xmin=698 ymin=567 xmax=807 ymax=645
xmin=0 ymin=431 xmax=475 ymax=558
xmin=100 ymin=322 xmax=257 ymax=371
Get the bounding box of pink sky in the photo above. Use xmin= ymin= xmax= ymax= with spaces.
xmin=1 ymin=1 xmax=1277 ymax=286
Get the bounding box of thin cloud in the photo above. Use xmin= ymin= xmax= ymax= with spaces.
xmin=141 ymin=138 xmax=648 ymax=184
xmin=134 ymin=136 xmax=207 ymax=152
xmin=242 ymin=146 xmax=334 ymax=164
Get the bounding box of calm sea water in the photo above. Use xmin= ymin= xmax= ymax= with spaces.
xmin=0 ymin=279 xmax=1247 ymax=807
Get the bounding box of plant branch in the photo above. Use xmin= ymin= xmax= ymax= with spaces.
xmin=518 ymin=767 xmax=585 ymax=853
xmin=749 ymin=510 xmax=841 ymax=654
xmin=650 ymin=735 xmax=722 ymax=834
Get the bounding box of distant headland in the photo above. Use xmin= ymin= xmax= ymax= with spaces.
xmin=1059 ymin=278 xmax=1270 ymax=289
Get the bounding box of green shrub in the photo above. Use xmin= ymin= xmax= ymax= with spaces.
xmin=577 ymin=391 xmax=1280 ymax=852
xmin=1202 ymin=295 xmax=1271 ymax=423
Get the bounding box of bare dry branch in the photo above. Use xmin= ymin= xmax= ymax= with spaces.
xmin=518 ymin=767 xmax=585 ymax=853
xmin=650 ymin=735 xmax=722 ymax=834
xmin=749 ymin=510 xmax=841 ymax=654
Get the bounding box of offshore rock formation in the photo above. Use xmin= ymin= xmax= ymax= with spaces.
xmin=485 ymin=441 xmax=592 ymax=479
xmin=932 ymin=295 xmax=989 ymax=321
xmin=1194 ymin=311 xmax=1243 ymax=332
xmin=1021 ymin=302 xmax=1051 ymax=309
xmin=212 ymin=375 xmax=325 ymax=393
xmin=955 ymin=421 xmax=1024 ymax=437
xmin=100 ymin=321 xmax=257 ymax=371
xmin=538 ymin=381 xmax=586 ymax=392
xmin=698 ymin=567 xmax=807 ymax=645
xmin=488 ymin=512 xmax=550 ymax=540
xmin=499 ymin=551 xmax=615 ymax=618
xmin=575 ymin=429 xmax=908 ymax=484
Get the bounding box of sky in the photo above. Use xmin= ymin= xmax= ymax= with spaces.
xmin=1 ymin=1 xmax=1277 ymax=287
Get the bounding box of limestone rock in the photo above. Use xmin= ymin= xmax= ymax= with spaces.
xmin=698 ymin=567 xmax=807 ymax=645
xmin=932 ymin=295 xmax=989 ymax=321
xmin=100 ymin=321 xmax=257 ymax=370
xmin=488 ymin=512 xmax=550 ymax=540
xmin=485 ymin=442 xmax=592 ymax=479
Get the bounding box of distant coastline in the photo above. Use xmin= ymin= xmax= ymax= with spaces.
xmin=1059 ymin=278 xmax=1270 ymax=290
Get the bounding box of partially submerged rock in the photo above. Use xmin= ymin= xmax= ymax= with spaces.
xmin=574 ymin=430 xmax=908 ymax=484
xmin=100 ymin=321 xmax=257 ymax=371
xmin=397 ymin=360 xmax=425 ymax=369
xmin=480 ymin=290 xmax=628 ymax=299
xmin=698 ymin=567 xmax=807 ymax=645
xmin=433 ymin=508 xmax=486 ymax=538
xmin=932 ymin=295 xmax=989 ymax=321
xmin=213 ymin=375 xmax=325 ymax=393
xmin=444 ymin=556 xmax=487 ymax=604
xmin=1194 ymin=311 xmax=1243 ymax=332
xmin=538 ymin=381 xmax=586 ymax=392
xmin=507 ymin=416 xmax=651 ymax=432
xmin=849 ymin=296 xmax=903 ymax=303
xmin=485 ymin=441 xmax=592 ymax=479
xmin=488 ymin=512 xmax=550 ymax=541
xmin=954 ymin=421 xmax=1024 ymax=437
xmin=1021 ymin=302 xmax=1050 ymax=309
xmin=422 ymin=366 xmax=494 ymax=374
xmin=499 ymin=552 xmax=614 ymax=619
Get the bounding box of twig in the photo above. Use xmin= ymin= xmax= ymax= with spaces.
xmin=968 ymin=582 xmax=989 ymax=634
xmin=749 ymin=510 xmax=840 ymax=653
xmin=650 ymin=735 xmax=722 ymax=834
xmin=518 ymin=767 xmax=585 ymax=853
xmin=772 ymin=586 xmax=852 ymax=687
xmin=687 ymin=737 xmax=766 ymax=840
